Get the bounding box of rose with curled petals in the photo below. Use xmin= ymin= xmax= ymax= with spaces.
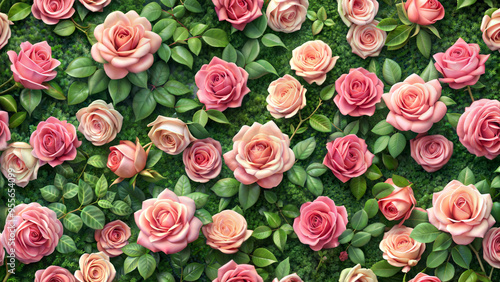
xmin=74 ymin=252 xmax=115 ymax=282
xmin=378 ymin=178 xmax=416 ymax=224
xmin=0 ymin=111 xmax=10 ymax=150
xmin=379 ymin=225 xmax=425 ymax=273
xmin=35 ymin=266 xmax=76 ymax=282
xmin=408 ymin=273 xmax=441 ymax=282
xmin=213 ymin=260 xmax=263 ymax=282
xmin=0 ymin=142 xmax=40 ymax=188
xmin=405 ymin=0 xmax=445 ymax=26
xmin=148 ymin=116 xmax=196 ymax=155
xmin=290 ymin=40 xmax=339 ymax=85
xmin=482 ymin=10 xmax=500 ymax=52
xmin=482 ymin=228 xmax=500 ymax=268
xmin=410 ymin=134 xmax=453 ymax=172
xmin=338 ymin=0 xmax=379 ymax=27
xmin=183 ymin=138 xmax=222 ymax=183
xmin=0 ymin=13 xmax=13 ymax=50
xmin=212 ymin=0 xmax=264 ymax=30
xmin=346 ymin=21 xmax=386 ymax=59
xmin=76 ymin=100 xmax=123 ymax=146
xmin=95 ymin=220 xmax=131 ymax=257
xmin=266 ymin=0 xmax=309 ymax=33
xmin=32 ymin=0 xmax=75 ymax=25
xmin=79 ymin=0 xmax=112 ymax=12
xmin=266 ymin=75 xmax=307 ymax=119
xmin=202 ymin=210 xmax=252 ymax=254
xmin=272 ymin=273 xmax=303 ymax=282
xmin=339 ymin=264 xmax=377 ymax=282
xmin=107 ymin=137 xmax=148 ymax=181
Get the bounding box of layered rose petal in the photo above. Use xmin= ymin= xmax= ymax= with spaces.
xmin=148 ymin=116 xmax=196 ymax=155
xmin=339 ymin=264 xmax=377 ymax=282
xmin=95 ymin=220 xmax=131 ymax=257
xmin=74 ymin=252 xmax=115 ymax=282
xmin=0 ymin=142 xmax=40 ymax=188
xmin=214 ymin=260 xmax=264 ymax=282
xmin=483 ymin=228 xmax=500 ymax=268
xmin=272 ymin=273 xmax=303 ymax=282
xmin=32 ymin=0 xmax=75 ymax=25
xmin=212 ymin=0 xmax=264 ymax=30
xmin=36 ymin=266 xmax=76 ymax=282
xmin=79 ymin=0 xmax=112 ymax=12
xmin=76 ymin=100 xmax=123 ymax=146
xmin=183 ymin=138 xmax=222 ymax=183
xmin=482 ymin=10 xmax=500 ymax=52
xmin=405 ymin=0 xmax=445 ymax=26
xmin=266 ymin=75 xmax=307 ymax=119
xmin=347 ymin=21 xmax=386 ymax=59
xmin=379 ymin=225 xmax=425 ymax=273
xmin=338 ymin=0 xmax=379 ymax=27
xmin=107 ymin=138 xmax=147 ymax=179
xmin=0 ymin=111 xmax=10 ymax=150
xmin=266 ymin=0 xmax=308 ymax=33
xmin=202 ymin=210 xmax=252 ymax=254
xmin=410 ymin=134 xmax=453 ymax=172
xmin=290 ymin=40 xmax=339 ymax=85
xmin=408 ymin=273 xmax=441 ymax=282
xmin=0 ymin=13 xmax=13 ymax=50
xmin=378 ymin=179 xmax=416 ymax=224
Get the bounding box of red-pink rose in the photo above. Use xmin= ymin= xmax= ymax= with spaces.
xmin=79 ymin=0 xmax=111 ymax=12
xmin=378 ymin=178 xmax=416 ymax=224
xmin=405 ymin=0 xmax=444 ymax=26
xmin=0 ymin=111 xmax=10 ymax=150
xmin=107 ymin=138 xmax=147 ymax=180
xmin=35 ymin=266 xmax=76 ymax=282
xmin=408 ymin=273 xmax=441 ymax=282
xmin=183 ymin=138 xmax=222 ymax=183
xmin=483 ymin=227 xmax=500 ymax=268
xmin=212 ymin=0 xmax=264 ymax=30
xmin=32 ymin=0 xmax=75 ymax=25
xmin=95 ymin=220 xmax=131 ymax=257
xmin=213 ymin=260 xmax=263 ymax=282
xmin=379 ymin=225 xmax=425 ymax=273
xmin=410 ymin=134 xmax=453 ymax=172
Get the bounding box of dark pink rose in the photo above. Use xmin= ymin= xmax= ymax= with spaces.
xmin=410 ymin=134 xmax=453 ymax=172
xmin=32 ymin=0 xmax=75 ymax=25
xmin=183 ymin=138 xmax=222 ymax=183
xmin=95 ymin=220 xmax=131 ymax=257
xmin=405 ymin=0 xmax=445 ymax=26
xmin=378 ymin=178 xmax=416 ymax=223
xmin=35 ymin=266 xmax=76 ymax=282
xmin=213 ymin=260 xmax=263 ymax=282
xmin=0 ymin=111 xmax=10 ymax=150
xmin=212 ymin=0 xmax=264 ymax=30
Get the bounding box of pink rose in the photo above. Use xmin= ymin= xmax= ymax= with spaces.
xmin=379 ymin=225 xmax=426 ymax=273
xmin=7 ymin=41 xmax=61 ymax=90
xmin=483 ymin=228 xmax=500 ymax=268
xmin=339 ymin=264 xmax=377 ymax=282
xmin=35 ymin=266 xmax=76 ymax=282
xmin=347 ymin=21 xmax=386 ymax=59
xmin=410 ymin=134 xmax=453 ymax=172
xmin=95 ymin=220 xmax=131 ymax=257
xmin=408 ymin=273 xmax=441 ymax=282
xmin=0 ymin=236 xmax=4 ymax=266
xmin=266 ymin=74 xmax=307 ymax=119
xmin=323 ymin=134 xmax=374 ymax=183
xmin=334 ymin=67 xmax=383 ymax=117
xmin=427 ymin=180 xmax=495 ymax=245
xmin=30 ymin=117 xmax=82 ymax=167
xmin=79 ymin=0 xmax=111 ymax=12
xmin=0 ymin=142 xmax=40 ymax=188
xmin=202 ymin=210 xmax=252 ymax=254
xmin=91 ymin=11 xmax=162 ymax=79
xmin=266 ymin=0 xmax=309 ymax=33
xmin=382 ymin=74 xmax=446 ymax=133
xmin=405 ymin=0 xmax=445 ymax=26
xmin=148 ymin=116 xmax=196 ymax=155
xmin=433 ymin=38 xmax=490 ymax=89
xmin=195 ymin=57 xmax=250 ymax=112
xmin=74 ymin=252 xmax=115 ymax=282
xmin=212 ymin=0 xmax=264 ymax=30
xmin=378 ymin=178 xmax=416 ymax=223
xmin=272 ymin=273 xmax=303 ymax=282
xmin=293 ymin=196 xmax=348 ymax=251
xmin=481 ymin=10 xmax=500 ymax=52
xmin=76 ymin=100 xmax=123 ymax=146
xmin=183 ymin=138 xmax=222 ymax=183
xmin=1 ymin=203 xmax=63 ymax=264
xmin=213 ymin=260 xmax=263 ymax=282
xmin=134 ymin=188 xmax=202 ymax=254
xmin=0 ymin=111 xmax=10 ymax=150
xmin=338 ymin=0 xmax=379 ymax=27
xmin=0 ymin=13 xmax=13 ymax=50
xmin=290 ymin=40 xmax=339 ymax=85
xmin=107 ymin=138 xmax=147 ymax=180
xmin=224 ymin=121 xmax=295 ymax=189
xmin=32 ymin=0 xmax=75 ymax=25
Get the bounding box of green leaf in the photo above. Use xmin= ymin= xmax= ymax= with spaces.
xmin=262 ymin=34 xmax=287 ymax=49
xmin=348 ymin=247 xmax=365 ymax=265
xmin=373 ymin=136 xmax=390 ymax=154
xmin=371 ymin=120 xmax=394 ymax=135
xmin=306 ymin=175 xmax=323 ymax=196
xmin=88 ymin=69 xmax=110 ymax=95
xmin=350 ymin=176 xmax=366 ymax=200
xmin=108 ymin=78 xmax=131 ymax=105
xmin=212 ymin=178 xmax=239 ymax=197
xmin=206 ymin=109 xmax=230 ymax=124
xmin=41 ymin=185 xmax=61 ymax=202
xmin=171 ymin=46 xmax=194 ymax=69
xmin=306 ymin=163 xmax=327 ymax=177
xmin=0 ymin=95 xmax=17 ymax=112
xmin=184 ymin=0 xmax=203 ymax=12
xmin=138 ymin=254 xmax=157 ymax=280
xmin=364 ymin=199 xmax=379 ymax=218
xmin=273 ymin=229 xmax=287 ymax=252
xmin=186 ymin=192 xmax=209 ymax=209
xmin=54 ymin=173 xmax=67 ymax=190
xmin=87 ymin=155 xmax=107 ymax=168
xmin=416 ymin=31 xmax=432 ymax=58
xmin=245 ymin=60 xmax=278 ymax=79
xmin=243 ymin=15 xmax=268 ymax=39
xmin=188 ymin=38 xmax=202 ymax=56
xmin=66 ymin=57 xmax=96 ymax=78
xmin=363 ymin=222 xmax=385 ymax=237
xmin=320 ymin=84 xmax=335 ymax=100
xmin=410 ymin=223 xmax=441 ymax=243
xmin=161 ymin=0 xmax=177 ymax=7
xmin=351 ymin=232 xmax=371 ymax=247
xmin=344 ymin=120 xmax=359 ymax=135
xmin=195 ymin=209 xmax=213 ymax=224
xmin=309 ymin=114 xmax=332 ymax=132
xmin=95 ymin=174 xmax=108 ymax=198
xmin=173 ymin=27 xmax=189 ymax=42
xmin=458 ymin=167 xmax=475 ymax=185
xmin=365 ymin=164 xmax=383 ymax=180
xmin=372 ymin=182 xmax=395 ymax=199
xmin=307 ymin=10 xmax=317 ymax=21
xmin=54 ymin=20 xmax=76 ymax=36
xmin=78 ymin=179 xmax=94 ymax=205
xmin=175 ymin=175 xmax=191 ymax=196
xmin=383 ymin=59 xmax=402 ymax=85
xmin=385 ymin=25 xmax=412 ymax=47
xmin=446 ymin=113 xmax=461 ymax=128
xmin=171 ymin=247 xmax=190 ymax=268
xmin=8 ymin=3 xmax=31 ymax=21
xmin=63 ymin=213 xmax=83 ymax=233
xmin=141 ymin=2 xmax=162 ymax=21
xmin=253 ymin=226 xmax=272 ymax=239
xmin=396 ymin=3 xmax=412 ymax=25
xmin=427 ymin=250 xmax=448 ymax=268
xmin=451 ymin=245 xmax=472 ymax=269
xmin=42 ymin=81 xmax=66 ymax=100
xmin=388 ymin=133 xmax=406 ymax=158
xmin=48 ymin=203 xmax=67 ymax=218
xmin=371 ymin=260 xmax=402 ymax=277
xmin=154 ymin=88 xmax=175 ymax=108
xmin=317 ymin=7 xmax=327 ymax=21
xmin=383 ymin=154 xmax=399 ymax=170
xmin=190 ymin=23 xmax=208 ymax=36
xmin=252 ymin=248 xmax=277 ymax=267
xmin=183 ymin=263 xmax=204 ymax=281
xmin=435 ymin=263 xmax=455 ymax=282
xmin=339 ymin=229 xmax=354 ymax=244
xmin=98 ymin=200 xmax=113 ymax=209
xmin=67 ymin=82 xmax=89 ymax=105
xmin=150 ymin=61 xmax=170 ymax=86
xmin=235 ymin=50 xmax=246 ymax=67
xmin=292 ymin=137 xmax=316 ymax=160
xmin=187 ymin=123 xmax=209 ymax=139
xmin=312 ymin=20 xmax=324 ymax=35
xmin=122 ymin=243 xmax=148 ymax=257
xmin=239 ymin=183 xmax=260 ymax=210
xmin=127 ymin=71 xmax=148 ymax=88
xmin=282 ymin=204 xmax=300 ymax=218
xmin=368 ymin=59 xmax=380 ymax=76
xmin=275 ymin=258 xmax=290 ymax=280
xmin=175 ymin=99 xmax=199 ymax=113
xmin=81 ymin=205 xmax=105 ymax=229
xmin=421 ymin=60 xmax=440 ymax=82
xmin=158 ymin=44 xmax=172 ymax=64
xmin=124 ymin=256 xmax=140 ymax=274
xmin=439 ymin=96 xmax=456 ymax=106
xmin=376 ymin=18 xmax=398 ymax=31
xmin=63 ymin=183 xmax=78 ymax=199
xmin=287 ymin=165 xmax=307 ymax=187
xmin=264 ymin=212 xmax=281 ymax=228
xmin=405 ymin=208 xmax=429 ymax=228
xmin=202 ymin=28 xmax=229 ymax=47
xmin=56 ymin=235 xmax=77 ymax=254
xmin=222 ymin=44 xmax=238 ymax=63
xmin=165 ymin=80 xmax=191 ymax=95
xmin=433 ymin=233 xmax=453 ymax=251
xmin=154 ymin=19 xmax=177 ymax=41
xmin=458 ymin=270 xmax=477 ymax=282
xmin=193 ymin=109 xmax=208 ymax=127
xmin=351 ymin=209 xmax=369 ymax=230
xmin=133 ymin=89 xmax=156 ymax=121
xmin=111 ymin=200 xmax=133 ymax=216
xmin=20 ymin=89 xmax=41 ymax=116
xmin=242 ymin=39 xmax=260 ymax=64
xmin=392 ymin=174 xmax=410 ymax=187
xmin=76 ymin=2 xmax=89 ymax=21
xmin=457 ymin=0 xmax=477 ymax=9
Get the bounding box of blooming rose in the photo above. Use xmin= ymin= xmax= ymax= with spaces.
xmin=7 ymin=41 xmax=61 ymax=90
xmin=379 ymin=225 xmax=425 ymax=273
xmin=0 ymin=236 xmax=4 ymax=266
xmin=266 ymin=0 xmax=309 ymax=33
xmin=30 ymin=117 xmax=82 ymax=167
xmin=382 ymin=74 xmax=446 ymax=133
xmin=266 ymin=75 xmax=307 ymax=119
xmin=481 ymin=10 xmax=500 ymax=52
xmin=323 ymin=134 xmax=374 ymax=183
xmin=148 ymin=116 xmax=196 ymax=155
xmin=483 ymin=228 xmax=500 ymax=268
xmin=74 ymin=252 xmax=115 ymax=282
xmin=202 ymin=210 xmax=252 ymax=254
xmin=410 ymin=134 xmax=453 ymax=172
xmin=378 ymin=178 xmax=416 ymax=223
xmin=76 ymin=100 xmax=123 ymax=146
xmin=135 ymin=188 xmax=202 ymax=254
xmin=272 ymin=274 xmax=303 ymax=282
xmin=0 ymin=142 xmax=40 ymax=188
xmin=1 ymin=203 xmax=63 ymax=264
xmin=408 ymin=273 xmax=441 ymax=282
xmin=290 ymin=40 xmax=339 ymax=85
xmin=0 ymin=111 xmax=10 ymax=150
xmin=195 ymin=57 xmax=250 ymax=112
xmin=433 ymin=38 xmax=490 ymax=89
xmin=79 ymin=0 xmax=111 ymax=12
xmin=405 ymin=0 xmax=445 ymax=26
xmin=427 ymin=180 xmax=495 ymax=245
xmin=213 ymin=260 xmax=263 ymax=282
xmin=107 ymin=138 xmax=147 ymax=180
xmin=334 ymin=67 xmax=383 ymax=117
xmin=183 ymin=138 xmax=222 ymax=183
xmin=338 ymin=0 xmax=379 ymax=27
xmin=0 ymin=13 xmax=13 ymax=50
xmin=32 ymin=0 xmax=75 ymax=25
xmin=293 ymin=196 xmax=348 ymax=251
xmin=35 ymin=266 xmax=76 ymax=282
xmin=212 ymin=0 xmax=264 ymax=30
xmin=95 ymin=220 xmax=131 ymax=257
xmin=347 ymin=21 xmax=386 ymax=59
xmin=224 ymin=121 xmax=295 ymax=189
xmin=339 ymin=264 xmax=377 ymax=282
xmin=91 ymin=11 xmax=162 ymax=79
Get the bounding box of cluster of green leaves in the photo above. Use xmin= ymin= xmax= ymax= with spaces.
xmin=306 ymin=7 xmax=334 ymax=35
xmin=189 ymin=107 xmax=231 ymax=139
xmin=0 ymin=93 xmax=25 ymax=128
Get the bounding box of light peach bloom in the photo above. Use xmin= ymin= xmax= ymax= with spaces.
xmin=35 ymin=266 xmax=76 ymax=282
xmin=0 ymin=142 xmax=40 ymax=188
xmin=183 ymin=138 xmax=222 ymax=183
xmin=32 ymin=0 xmax=75 ymax=25
xmin=74 ymin=252 xmax=115 ymax=282
xmin=290 ymin=40 xmax=339 ymax=85
xmin=95 ymin=220 xmax=131 ymax=257
xmin=379 ymin=225 xmax=425 ymax=273
xmin=272 ymin=273 xmax=303 ymax=282
xmin=339 ymin=264 xmax=377 ymax=282
xmin=213 ymin=260 xmax=263 ymax=282
xmin=410 ymin=134 xmax=453 ymax=172
xmin=148 ymin=116 xmax=196 ymax=155
xmin=266 ymin=0 xmax=309 ymax=33
xmin=378 ymin=178 xmax=416 ymax=224
xmin=408 ymin=273 xmax=441 ymax=282
xmin=107 ymin=138 xmax=147 ymax=180
xmin=338 ymin=0 xmax=379 ymax=27
xmin=405 ymin=0 xmax=444 ymax=26
xmin=79 ymin=0 xmax=111 ymax=12
xmin=0 ymin=13 xmax=13 ymax=50
xmin=202 ymin=210 xmax=252 ymax=254
xmin=346 ymin=21 xmax=386 ymax=59
xmin=266 ymin=75 xmax=307 ymax=119
xmin=76 ymin=100 xmax=123 ymax=146
xmin=482 ymin=227 xmax=500 ymax=268
xmin=482 ymin=10 xmax=500 ymax=52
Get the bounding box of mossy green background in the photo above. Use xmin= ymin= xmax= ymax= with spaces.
xmin=1 ymin=0 xmax=500 ymax=281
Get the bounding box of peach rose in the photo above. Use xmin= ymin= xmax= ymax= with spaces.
xmin=7 ymin=41 xmax=61 ymax=90
xmin=405 ymin=0 xmax=444 ymax=26
xmin=433 ymin=38 xmax=490 ymax=89
xmin=0 ymin=13 xmax=13 ymax=50
xmin=1 ymin=203 xmax=63 ymax=264
xmin=183 ymin=138 xmax=222 ymax=183
xmin=223 ymin=121 xmax=295 ymax=189
xmin=76 ymin=100 xmax=123 ymax=146
xmin=0 ymin=111 xmax=10 ymax=150
xmin=0 ymin=142 xmax=40 ymax=188
xmin=212 ymin=0 xmax=264 ymax=30
xmin=483 ymin=228 xmax=500 ymax=268
xmin=266 ymin=74 xmax=307 ymax=119
xmin=482 ymin=10 xmax=500 ymax=52
xmin=379 ymin=225 xmax=425 ymax=273
xmin=195 ymin=57 xmax=250 ymax=112
xmin=339 ymin=264 xmax=377 ymax=282
xmin=410 ymin=134 xmax=453 ymax=172
xmin=290 ymin=40 xmax=339 ymax=85
xmin=107 ymin=138 xmax=147 ymax=180
xmin=95 ymin=220 xmax=131 ymax=257
xmin=148 ymin=116 xmax=196 ymax=155
xmin=272 ymin=273 xmax=303 ymax=282
xmin=378 ymin=178 xmax=416 ymax=224
xmin=213 ymin=260 xmax=263 ymax=282
xmin=79 ymin=0 xmax=111 ymax=12
xmin=35 ymin=266 xmax=76 ymax=282
xmin=323 ymin=134 xmax=374 ymax=183
xmin=32 ymin=0 xmax=75 ymax=25
xmin=202 ymin=210 xmax=252 ymax=254
xmin=334 ymin=67 xmax=383 ymax=117
xmin=266 ymin=0 xmax=309 ymax=33
xmin=91 ymin=11 xmax=162 ymax=79
xmin=338 ymin=0 xmax=379 ymax=27
xmin=427 ymin=180 xmax=495 ymax=245
xmin=408 ymin=273 xmax=441 ymax=282
xmin=293 ymin=196 xmax=348 ymax=251
xmin=74 ymin=252 xmax=115 ymax=282
xmin=382 ymin=74 xmax=446 ymax=133
xmin=134 ymin=188 xmax=202 ymax=254
xmin=347 ymin=21 xmax=386 ymax=59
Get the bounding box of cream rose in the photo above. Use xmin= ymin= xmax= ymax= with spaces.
xmin=74 ymin=252 xmax=116 ymax=282
xmin=346 ymin=21 xmax=386 ymax=59
xmin=379 ymin=225 xmax=426 ymax=273
xmin=266 ymin=75 xmax=307 ymax=119
xmin=338 ymin=0 xmax=379 ymax=27
xmin=339 ymin=264 xmax=377 ymax=282
xmin=148 ymin=116 xmax=196 ymax=155
xmin=0 ymin=13 xmax=13 ymax=50
xmin=202 ymin=210 xmax=252 ymax=254
xmin=0 ymin=142 xmax=40 ymax=188
xmin=290 ymin=40 xmax=339 ymax=85
xmin=482 ymin=10 xmax=500 ymax=52
xmin=76 ymin=100 xmax=123 ymax=146
xmin=272 ymin=273 xmax=303 ymax=282
xmin=266 ymin=0 xmax=309 ymax=33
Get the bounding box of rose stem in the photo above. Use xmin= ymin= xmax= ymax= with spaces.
xmin=0 ymin=84 xmax=18 ymax=95
xmin=290 ymin=98 xmax=323 ymax=141
xmin=466 ymin=86 xmax=475 ymax=102
xmin=70 ymin=18 xmax=89 ymax=33
xmin=0 ymin=76 xmax=13 ymax=89
xmin=163 ymin=10 xmax=189 ymax=32
xmin=2 ymin=265 xmax=11 ymax=282
xmin=489 ymin=268 xmax=494 ymax=279
xmin=469 ymin=244 xmax=486 ymax=274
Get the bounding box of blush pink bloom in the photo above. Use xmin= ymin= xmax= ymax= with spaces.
xmin=405 ymin=0 xmax=444 ymax=26
xmin=379 ymin=225 xmax=425 ymax=273
xmin=148 ymin=116 xmax=196 ymax=155
xmin=382 ymin=74 xmax=446 ymax=133
xmin=95 ymin=220 xmax=131 ymax=257
xmin=334 ymin=67 xmax=383 ymax=117
xmin=378 ymin=178 xmax=416 ymax=224
xmin=323 ymin=134 xmax=374 ymax=183
xmin=0 ymin=142 xmax=40 ymax=188
xmin=1 ymin=203 xmax=63 ymax=264
xmin=266 ymin=74 xmax=307 ymax=119
xmin=266 ymin=0 xmax=309 ymax=33
xmin=183 ymin=138 xmax=222 ymax=183
xmin=107 ymin=138 xmax=147 ymax=180
xmin=338 ymin=0 xmax=379 ymax=27
xmin=76 ymin=100 xmax=123 ymax=146
xmin=347 ymin=21 xmax=386 ymax=59
xmin=0 ymin=236 xmax=4 ymax=266
xmin=212 ymin=0 xmax=264 ymax=30
xmin=0 ymin=13 xmax=13 ymax=50
xmin=481 ymin=10 xmax=500 ymax=52
xmin=408 ymin=273 xmax=441 ymax=282
xmin=223 ymin=121 xmax=295 ymax=189
xmin=482 ymin=228 xmax=500 ymax=268
xmin=433 ymin=38 xmax=490 ymax=89
xmin=202 ymin=210 xmax=252 ymax=254
xmin=0 ymin=111 xmax=10 ymax=150
xmin=91 ymin=11 xmax=162 ymax=79
xmin=410 ymin=134 xmax=453 ymax=172
xmin=32 ymin=0 xmax=75 ymax=25
xmin=74 ymin=252 xmax=115 ymax=282
xmin=339 ymin=264 xmax=377 ymax=282
xmin=293 ymin=196 xmax=348 ymax=251
xmin=35 ymin=266 xmax=76 ymax=282
xmin=272 ymin=273 xmax=303 ymax=282
xmin=7 ymin=41 xmax=61 ymax=90
xmin=427 ymin=180 xmax=495 ymax=245
xmin=134 ymin=188 xmax=202 ymax=254
xmin=290 ymin=40 xmax=339 ymax=85
xmin=195 ymin=57 xmax=250 ymax=112
xmin=213 ymin=260 xmax=263 ymax=282
xmin=79 ymin=0 xmax=111 ymax=12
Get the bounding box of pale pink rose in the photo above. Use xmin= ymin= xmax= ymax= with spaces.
xmin=0 ymin=13 xmax=13 ymax=50
xmin=483 ymin=228 xmax=500 ymax=268
xmin=212 ymin=0 xmax=264 ymax=30
xmin=293 ymin=196 xmax=348 ymax=251
xmin=134 ymin=188 xmax=202 ymax=254
xmin=213 ymin=260 xmax=263 ymax=282
xmin=223 ymin=121 xmax=295 ymax=189
xmin=408 ymin=273 xmax=441 ymax=282
xmin=290 ymin=40 xmax=339 ymax=85
xmin=95 ymin=220 xmax=131 ymax=258
xmin=0 ymin=142 xmax=40 ymax=188
xmin=76 ymin=100 xmax=123 ymax=146
xmin=382 ymin=74 xmax=446 ymax=133
xmin=32 ymin=0 xmax=75 ymax=25
xmin=378 ymin=178 xmax=416 ymax=224
xmin=0 ymin=235 xmax=4 ymax=266
xmin=405 ymin=0 xmax=444 ymax=26
xmin=347 ymin=21 xmax=386 ymax=59
xmin=107 ymin=138 xmax=147 ymax=180
xmin=433 ymin=38 xmax=490 ymax=89
xmin=79 ymin=0 xmax=111 ymax=12
xmin=74 ymin=252 xmax=115 ymax=282
xmin=0 ymin=111 xmax=10 ymax=150
xmin=379 ymin=225 xmax=425 ymax=273
xmin=323 ymin=134 xmax=374 ymax=183
xmin=338 ymin=0 xmax=379 ymax=27
xmin=202 ymin=210 xmax=252 ymax=254
xmin=272 ymin=273 xmax=303 ymax=282
xmin=91 ymin=11 xmax=162 ymax=79
xmin=334 ymin=67 xmax=383 ymax=116
xmin=266 ymin=0 xmax=309 ymax=33
xmin=35 ymin=266 xmax=76 ymax=282
xmin=427 ymin=180 xmax=495 ymax=245
xmin=147 ymin=116 xmax=196 ymax=155
xmin=266 ymin=74 xmax=307 ymax=119
xmin=1 ymin=203 xmax=63 ymax=264
xmin=30 ymin=117 xmax=82 ymax=167
xmin=195 ymin=57 xmax=250 ymax=112
xmin=482 ymin=10 xmax=500 ymax=52
xmin=7 ymin=41 xmax=61 ymax=90
xmin=339 ymin=264 xmax=377 ymax=282
xmin=183 ymin=138 xmax=222 ymax=183
xmin=410 ymin=134 xmax=453 ymax=172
